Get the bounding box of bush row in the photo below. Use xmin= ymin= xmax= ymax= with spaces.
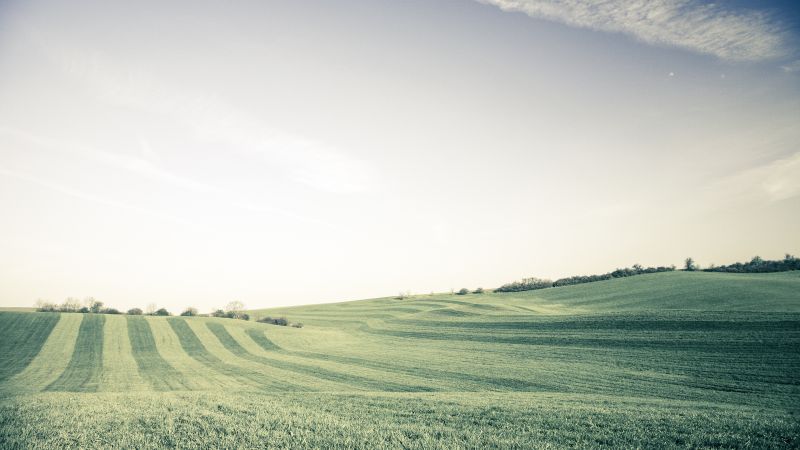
xmin=495 ymin=264 xmax=677 ymax=293
xmin=35 ymin=299 xmax=167 ymax=316
xmin=256 ymin=316 xmax=303 ymax=328
xmin=702 ymin=254 xmax=800 ymax=273
xmin=36 ymin=299 xmax=253 ymax=322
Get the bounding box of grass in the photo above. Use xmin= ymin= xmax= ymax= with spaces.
xmin=100 ymin=314 xmax=147 ymax=391
xmin=0 ymin=271 xmax=799 ymax=447
xmin=1 ymin=392 xmax=797 ymax=449
xmin=6 ymin=313 xmax=82 ymax=392
xmin=126 ymin=316 xmax=190 ymax=391
xmin=46 ymin=314 xmax=105 ymax=392
xmin=0 ymin=312 xmax=60 ymax=382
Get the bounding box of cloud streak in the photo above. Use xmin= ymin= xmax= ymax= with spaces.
xmin=708 ymin=152 xmax=800 ymax=204
xmin=44 ymin=41 xmax=376 ymax=194
xmin=0 ymin=127 xmax=217 ymax=194
xmin=477 ymin=0 xmax=790 ymax=62
xmin=0 ymin=127 xmax=333 ymax=226
xmin=0 ymin=166 xmax=196 ymax=226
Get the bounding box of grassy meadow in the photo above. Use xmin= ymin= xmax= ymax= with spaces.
xmin=1 ymin=271 xmax=799 ymax=448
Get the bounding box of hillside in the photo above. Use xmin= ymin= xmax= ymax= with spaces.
xmin=257 ymin=271 xmax=800 ymax=322
xmin=1 ymin=271 xmax=799 ymax=448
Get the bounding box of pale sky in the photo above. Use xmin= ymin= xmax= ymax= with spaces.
xmin=1 ymin=0 xmax=799 ymax=312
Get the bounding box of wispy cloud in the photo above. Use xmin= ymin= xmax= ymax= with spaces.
xmin=0 ymin=127 xmax=332 ymax=226
xmin=477 ymin=0 xmax=790 ymax=62
xmin=780 ymin=60 xmax=800 ymax=73
xmin=708 ymin=152 xmax=800 ymax=203
xmin=0 ymin=127 xmax=218 ymax=194
xmin=40 ymin=38 xmax=376 ymax=194
xmin=0 ymin=166 xmax=195 ymax=226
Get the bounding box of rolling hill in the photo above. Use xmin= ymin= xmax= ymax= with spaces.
xmin=1 ymin=271 xmax=799 ymax=448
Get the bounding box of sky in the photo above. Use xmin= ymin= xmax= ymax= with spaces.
xmin=1 ymin=0 xmax=799 ymax=312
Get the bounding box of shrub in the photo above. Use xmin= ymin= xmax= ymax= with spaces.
xmin=180 ymin=307 xmax=198 ymax=317
xmin=154 ymin=308 xmax=170 ymax=316
xmin=257 ymin=316 xmax=289 ymax=326
xmin=550 ymin=265 xmax=676 ymax=288
xmin=127 ymin=308 xmax=143 ymax=315
xmin=703 ymin=254 xmax=800 ymax=273
xmin=36 ymin=297 xmax=128 ymax=314
xmin=495 ymin=277 xmax=553 ymax=293
xmin=212 ymin=309 xmax=226 ymax=318
xmin=473 ymin=287 xmax=485 ymax=294
xmin=291 ymin=322 xmax=304 ymax=328
xmin=34 ymin=301 xmax=59 ymax=312
xmin=88 ymin=299 xmax=104 ymax=314
xmin=456 ymin=288 xmax=469 ymax=295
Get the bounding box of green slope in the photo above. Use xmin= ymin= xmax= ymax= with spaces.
xmin=126 ymin=315 xmax=190 ymax=391
xmin=0 ymin=312 xmax=60 ymax=382
xmin=0 ymin=271 xmax=798 ymax=448
xmin=258 ymin=271 xmax=800 ymax=324
xmin=46 ymin=314 xmax=105 ymax=392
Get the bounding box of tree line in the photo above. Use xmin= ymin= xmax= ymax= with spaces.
xmin=35 ymin=298 xmax=250 ymax=321
xmin=491 ymin=253 xmax=798 ymax=294
xmin=494 ymin=264 xmax=676 ymax=293
xmin=34 ymin=298 xmax=302 ymax=327
xmin=697 ymin=254 xmax=800 ymax=273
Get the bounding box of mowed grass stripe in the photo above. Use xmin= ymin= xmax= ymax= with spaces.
xmin=46 ymin=314 xmax=105 ymax=392
xmin=189 ymin=319 xmax=347 ymax=391
xmin=98 ymin=315 xmax=146 ymax=391
xmin=168 ymin=318 xmax=308 ymax=391
xmin=244 ymin=328 xmax=281 ymax=350
xmin=190 ymin=321 xmax=353 ymax=392
xmin=244 ymin=327 xmax=495 ymax=391
xmin=146 ymin=318 xmax=242 ymax=390
xmin=126 ymin=316 xmax=189 ymax=391
xmin=228 ymin=325 xmax=434 ymax=392
xmin=210 ymin=323 xmax=376 ymax=391
xmin=8 ymin=313 xmax=83 ymax=392
xmin=0 ymin=312 xmax=61 ymax=383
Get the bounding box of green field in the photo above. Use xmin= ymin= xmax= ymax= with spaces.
xmin=1 ymin=271 xmax=799 ymax=448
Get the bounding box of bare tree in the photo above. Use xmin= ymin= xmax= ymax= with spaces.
xmin=146 ymin=303 xmax=158 ymax=315
xmin=62 ymin=297 xmax=82 ymax=312
xmin=226 ymin=301 xmax=244 ymax=313
xmin=225 ymin=301 xmax=245 ymax=319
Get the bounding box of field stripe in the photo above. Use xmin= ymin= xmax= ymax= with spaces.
xmin=46 ymin=314 xmax=105 ymax=392
xmin=244 ymin=328 xmax=281 ymax=350
xmin=171 ymin=318 xmax=316 ymax=391
xmin=205 ymin=323 xmax=357 ymax=391
xmin=145 ymin=317 xmax=240 ymax=390
xmin=7 ymin=313 xmax=83 ymax=392
xmin=0 ymin=312 xmax=61 ymax=384
xmin=126 ymin=316 xmax=190 ymax=390
xmin=99 ymin=315 xmax=147 ymax=391
xmin=243 ymin=327 xmax=460 ymax=390
xmin=221 ymin=324 xmax=430 ymax=391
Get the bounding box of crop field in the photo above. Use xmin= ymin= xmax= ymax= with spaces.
xmin=1 ymin=271 xmax=799 ymax=448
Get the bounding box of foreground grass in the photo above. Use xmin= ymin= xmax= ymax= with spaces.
xmin=1 ymin=271 xmax=798 ymax=447
xmin=1 ymin=392 xmax=797 ymax=449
